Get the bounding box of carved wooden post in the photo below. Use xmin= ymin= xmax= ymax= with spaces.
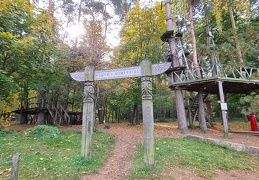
xmin=141 ymin=60 xmax=155 ymax=168
xmin=81 ymin=66 xmax=95 ymax=159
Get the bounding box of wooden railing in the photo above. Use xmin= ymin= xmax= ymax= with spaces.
xmin=44 ymin=98 xmax=71 ymax=125
xmin=19 ymin=95 xmax=70 ymax=125
xmin=168 ymin=63 xmax=259 ymax=83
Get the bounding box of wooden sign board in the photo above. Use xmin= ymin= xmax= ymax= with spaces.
xmin=95 ymin=66 xmax=141 ymax=80
xmin=70 ymin=62 xmax=172 ymax=81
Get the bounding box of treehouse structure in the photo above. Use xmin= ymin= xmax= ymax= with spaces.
xmin=161 ymin=30 xmax=259 ymax=133
xmin=12 ymin=92 xmax=79 ymax=125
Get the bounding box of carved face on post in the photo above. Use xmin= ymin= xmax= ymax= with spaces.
xmin=141 ymin=76 xmax=152 ymax=100
xmin=83 ymin=82 xmax=94 ymax=103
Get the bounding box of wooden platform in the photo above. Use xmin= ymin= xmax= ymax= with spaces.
xmin=169 ymin=77 xmax=259 ymax=94
xmin=12 ymin=108 xmax=48 ymax=115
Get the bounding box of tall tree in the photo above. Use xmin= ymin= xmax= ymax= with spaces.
xmin=188 ymin=0 xmax=207 ymax=133
xmin=212 ymin=0 xmax=251 ymax=64
xmin=203 ymin=0 xmax=217 ymax=76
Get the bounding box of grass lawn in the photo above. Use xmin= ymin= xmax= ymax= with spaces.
xmin=0 ymin=125 xmax=115 ymax=180
xmin=128 ymin=137 xmax=259 ymax=180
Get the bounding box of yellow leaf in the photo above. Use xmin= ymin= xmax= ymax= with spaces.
xmin=40 ymin=157 xmax=44 ymax=161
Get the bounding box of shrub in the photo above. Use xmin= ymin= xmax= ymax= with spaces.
xmin=0 ymin=127 xmax=17 ymax=137
xmin=23 ymin=125 xmax=60 ymax=138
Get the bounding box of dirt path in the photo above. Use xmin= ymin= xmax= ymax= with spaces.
xmin=81 ymin=123 xmax=144 ymax=180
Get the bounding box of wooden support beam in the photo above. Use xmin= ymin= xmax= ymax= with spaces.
xmin=218 ymin=80 xmax=229 ymax=134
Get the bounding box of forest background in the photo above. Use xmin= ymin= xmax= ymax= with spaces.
xmin=0 ymin=0 xmax=259 ymax=125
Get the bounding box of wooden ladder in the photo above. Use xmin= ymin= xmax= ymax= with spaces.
xmin=187 ymin=92 xmax=208 ymax=125
xmin=41 ymin=93 xmax=70 ymax=125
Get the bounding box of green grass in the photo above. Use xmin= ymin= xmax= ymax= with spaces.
xmin=128 ymin=137 xmax=259 ymax=180
xmin=0 ymin=126 xmax=115 ymax=180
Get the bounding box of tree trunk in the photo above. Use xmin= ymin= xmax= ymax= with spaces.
xmin=187 ymin=93 xmax=193 ymax=126
xmin=98 ymin=108 xmax=104 ymax=124
xmin=228 ymin=5 xmax=243 ymax=64
xmin=165 ymin=0 xmax=188 ymax=132
xmin=174 ymin=89 xmax=188 ymax=131
xmin=20 ymin=112 xmax=28 ymax=124
xmin=38 ymin=90 xmax=46 ymax=125
xmin=204 ymin=98 xmax=214 ymax=123
xmin=107 ymin=111 xmax=110 ymax=123
xmin=20 ymin=86 xmax=29 ymax=124
xmin=135 ymin=104 xmax=140 ymax=124
xmin=160 ymin=107 xmax=165 ymax=119
xmin=170 ymin=91 xmax=175 ymax=120
xmin=132 ymin=104 xmax=139 ymax=125
xmin=190 ymin=0 xmax=207 ymax=133
xmin=111 ymin=111 xmax=114 ymax=123
xmin=198 ymin=89 xmax=207 ymax=133
xmin=189 ymin=0 xmax=201 ymax=78
xmin=204 ymin=1 xmax=217 ymax=76
xmin=103 ymin=105 xmax=107 ymax=123
xmin=116 ymin=108 xmax=120 ymax=123
xmin=128 ymin=107 xmax=132 ymax=124
xmin=37 ymin=111 xmax=45 ymax=125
